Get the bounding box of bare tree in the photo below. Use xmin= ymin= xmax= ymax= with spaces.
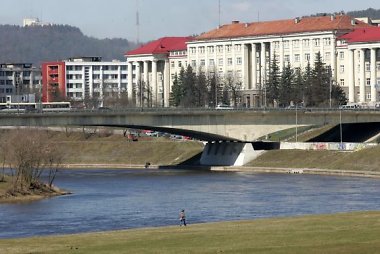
xmin=3 ymin=129 xmax=63 ymax=192
xmin=223 ymin=72 xmax=242 ymax=107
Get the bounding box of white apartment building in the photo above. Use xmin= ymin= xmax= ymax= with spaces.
xmin=42 ymin=57 xmax=128 ymax=104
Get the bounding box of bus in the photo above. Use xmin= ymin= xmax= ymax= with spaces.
xmin=0 ymin=102 xmax=71 ymax=112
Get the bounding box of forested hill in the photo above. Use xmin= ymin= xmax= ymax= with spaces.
xmin=0 ymin=24 xmax=138 ymax=66
xmin=347 ymin=8 xmax=380 ymax=19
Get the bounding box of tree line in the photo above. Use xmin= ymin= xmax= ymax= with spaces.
xmin=265 ymin=52 xmax=347 ymax=108
xmin=170 ymin=66 xmax=242 ymax=108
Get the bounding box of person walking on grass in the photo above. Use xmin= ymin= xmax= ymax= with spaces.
xmin=179 ymin=209 xmax=186 ymax=226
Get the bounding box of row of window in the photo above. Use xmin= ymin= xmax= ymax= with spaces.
xmin=189 ymin=44 xmax=243 ymax=55
xmin=66 ymin=74 xmax=128 ymax=80
xmin=339 ymin=63 xmax=380 ymax=74
xmin=189 ymin=57 xmax=243 ymax=68
xmin=0 ymin=88 xmax=13 ymax=93
xmin=0 ymin=71 xmax=35 ymax=77
xmin=273 ymin=38 xmax=331 ymax=49
xmin=66 ymin=65 xmax=127 ymax=71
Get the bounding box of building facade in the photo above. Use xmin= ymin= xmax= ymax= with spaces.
xmin=336 ymin=27 xmax=380 ymax=104
xmin=0 ymin=63 xmax=41 ymax=103
xmin=42 ymin=57 xmax=128 ymax=105
xmin=187 ymin=15 xmax=371 ymax=107
xmin=125 ymin=37 xmax=191 ymax=107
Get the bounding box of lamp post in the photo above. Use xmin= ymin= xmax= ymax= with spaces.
xmin=329 ymin=77 xmax=332 ymax=109
xmin=339 ymin=107 xmax=343 ymax=146
xmin=295 ymin=104 xmax=298 ymax=142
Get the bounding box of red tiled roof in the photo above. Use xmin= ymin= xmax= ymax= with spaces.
xmin=126 ymin=37 xmax=193 ymax=56
xmin=338 ymin=27 xmax=380 ymax=43
xmin=196 ymin=15 xmax=370 ymax=40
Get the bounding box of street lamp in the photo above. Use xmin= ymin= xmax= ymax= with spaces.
xmin=339 ymin=107 xmax=343 ymax=147
xmin=295 ymin=104 xmax=298 ymax=142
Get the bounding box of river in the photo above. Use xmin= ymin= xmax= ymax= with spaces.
xmin=1 ymin=168 xmax=380 ymax=239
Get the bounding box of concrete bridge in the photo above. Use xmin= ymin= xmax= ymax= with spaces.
xmin=1 ymin=108 xmax=379 ymax=166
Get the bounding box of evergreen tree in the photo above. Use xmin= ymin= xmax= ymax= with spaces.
xmin=169 ymin=73 xmax=183 ymax=107
xmin=181 ymin=65 xmax=197 ymax=107
xmin=279 ymin=62 xmax=294 ymax=107
xmin=207 ymin=72 xmax=219 ymax=107
xmin=194 ymin=69 xmax=209 ymax=107
xmin=293 ymin=68 xmax=305 ymax=105
xmin=303 ymin=61 xmax=313 ymax=107
xmin=265 ymin=54 xmax=281 ymax=107
xmin=311 ymin=52 xmax=331 ymax=107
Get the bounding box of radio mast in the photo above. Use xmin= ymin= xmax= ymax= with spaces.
xmin=136 ymin=0 xmax=140 ymax=45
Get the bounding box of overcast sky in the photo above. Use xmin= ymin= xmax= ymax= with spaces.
xmin=0 ymin=0 xmax=379 ymax=42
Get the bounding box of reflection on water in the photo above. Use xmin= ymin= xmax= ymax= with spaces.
xmin=1 ymin=169 xmax=380 ymax=238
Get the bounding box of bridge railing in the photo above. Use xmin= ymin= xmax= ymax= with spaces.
xmin=1 ymin=106 xmax=380 ymax=115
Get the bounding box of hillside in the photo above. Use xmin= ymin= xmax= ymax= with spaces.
xmin=0 ymin=24 xmax=138 ymax=65
xmin=347 ymin=8 xmax=380 ymax=19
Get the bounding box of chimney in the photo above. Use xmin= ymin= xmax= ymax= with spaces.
xmin=232 ymin=20 xmax=240 ymax=24
xmin=245 ymin=23 xmax=249 ymax=28
xmin=294 ymin=17 xmax=301 ymax=24
xmin=330 ymin=14 xmax=335 ymax=21
xmin=351 ymin=19 xmax=356 ymax=26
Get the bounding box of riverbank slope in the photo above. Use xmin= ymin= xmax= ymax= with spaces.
xmin=1 ymin=211 xmax=380 ymax=253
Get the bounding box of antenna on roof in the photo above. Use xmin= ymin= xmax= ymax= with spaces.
xmin=257 ymin=11 xmax=260 ymax=22
xmin=136 ymin=0 xmax=140 ymax=45
xmin=218 ymin=0 xmax=221 ymax=27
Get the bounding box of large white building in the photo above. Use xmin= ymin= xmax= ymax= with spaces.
xmin=126 ymin=14 xmax=380 ymax=107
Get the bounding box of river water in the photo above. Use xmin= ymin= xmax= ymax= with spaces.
xmin=1 ymin=169 xmax=380 ymax=239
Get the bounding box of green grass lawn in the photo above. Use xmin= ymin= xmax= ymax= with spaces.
xmin=1 ymin=211 xmax=380 ymax=253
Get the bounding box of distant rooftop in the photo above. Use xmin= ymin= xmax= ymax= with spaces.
xmin=195 ymin=15 xmax=370 ymax=41
xmin=338 ymin=26 xmax=380 ymax=43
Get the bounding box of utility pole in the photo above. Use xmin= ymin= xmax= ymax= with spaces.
xmin=136 ymin=0 xmax=140 ymax=44
xmin=218 ymin=0 xmax=221 ymax=27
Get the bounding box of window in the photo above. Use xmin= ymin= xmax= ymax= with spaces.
xmin=339 ymin=51 xmax=344 ymax=60
xmin=293 ymin=40 xmax=299 ymax=48
xmin=93 ymin=66 xmax=100 ymax=71
xmin=236 ymin=57 xmax=242 ymax=65
xmin=217 ymin=45 xmax=223 ymax=53
xmin=366 ymin=63 xmax=370 ymax=72
xmin=236 ymin=70 xmax=242 ymax=78
xmin=219 ymin=58 xmax=223 ymax=66
xmin=377 ymin=63 xmax=380 ymax=71
xmin=208 ymin=46 xmax=214 ymax=53
xmin=273 ymin=41 xmax=280 ymax=49
xmin=74 ymin=66 xmax=82 ymax=71
xmin=227 ymin=58 xmax=233 ymax=66
xmin=200 ymin=59 xmax=205 ymax=66
xmin=283 ymin=40 xmax=289 ymax=49
xmin=377 ymin=78 xmax=380 ymax=85
xmin=235 ymin=44 xmax=242 ymax=52
xmin=226 ymin=45 xmax=232 ymax=52
xmin=305 ymin=53 xmax=310 ymax=61
xmin=325 ymin=52 xmax=331 ymax=60
xmin=294 ymin=54 xmax=300 ymax=62
xmin=171 ymin=61 xmax=175 ymax=68
xmin=367 ymin=78 xmax=371 ymax=86
xmin=178 ymin=61 xmax=182 ymax=68
xmin=340 ymin=65 xmax=345 ymax=73
xmin=284 ymin=55 xmax=290 ymax=62
xmin=324 ymin=38 xmax=331 ymax=46
xmin=199 ymin=47 xmax=205 ymax=54
xmin=209 ymin=59 xmax=215 ymax=66
xmin=93 ymin=74 xmax=100 ymax=79
xmin=190 ymin=47 xmax=196 ymax=54
xmin=191 ymin=60 xmax=196 ymax=67
xmin=367 ymin=93 xmax=371 ymax=100
xmin=340 ymin=79 xmax=345 ymax=86
xmin=303 ymin=39 xmax=310 ymax=47
xmin=313 ymin=39 xmax=320 ymax=47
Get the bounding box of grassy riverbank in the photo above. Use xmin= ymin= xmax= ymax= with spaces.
xmin=1 ymin=211 xmax=380 ymax=253
xmin=248 ymin=145 xmax=380 ymax=171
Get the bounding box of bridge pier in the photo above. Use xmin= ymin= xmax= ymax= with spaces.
xmin=200 ymin=142 xmax=265 ymax=166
